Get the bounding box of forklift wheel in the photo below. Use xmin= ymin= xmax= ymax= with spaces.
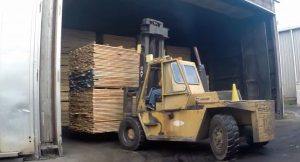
xmin=209 ymin=114 xmax=240 ymax=161
xmin=118 ymin=117 xmax=145 ymax=150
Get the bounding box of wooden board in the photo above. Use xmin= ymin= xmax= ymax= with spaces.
xmin=61 ymin=54 xmax=70 ymax=66
xmin=61 ymin=91 xmax=69 ymax=101
xmin=61 ymin=101 xmax=70 ymax=126
xmin=61 ymin=65 xmax=69 ymax=80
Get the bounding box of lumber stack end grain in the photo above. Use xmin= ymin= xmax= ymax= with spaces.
xmin=69 ymin=44 xmax=140 ymax=89
xmin=69 ymin=44 xmax=139 ymax=133
xmin=69 ymin=89 xmax=124 ymax=133
xmin=60 ymin=29 xmax=96 ymax=126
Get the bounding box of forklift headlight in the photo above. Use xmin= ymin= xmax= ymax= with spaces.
xmin=146 ymin=54 xmax=153 ymax=62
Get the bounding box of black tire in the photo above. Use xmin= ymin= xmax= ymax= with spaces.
xmin=247 ymin=137 xmax=269 ymax=148
xmin=118 ymin=117 xmax=145 ymax=150
xmin=209 ymin=114 xmax=240 ymax=161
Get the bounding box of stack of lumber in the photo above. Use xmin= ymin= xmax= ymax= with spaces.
xmin=100 ymin=34 xmax=191 ymax=61
xmin=166 ymin=45 xmax=192 ymax=61
xmin=61 ymin=28 xmax=96 ymax=126
xmin=100 ymin=34 xmax=191 ymax=60
xmin=69 ymin=44 xmax=140 ymax=133
xmin=69 ymin=44 xmax=139 ymax=88
xmin=100 ymin=34 xmax=137 ymax=50
xmin=70 ymin=89 xmax=124 ymax=133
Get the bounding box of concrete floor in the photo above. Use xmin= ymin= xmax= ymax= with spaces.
xmin=4 ymin=106 xmax=300 ymax=162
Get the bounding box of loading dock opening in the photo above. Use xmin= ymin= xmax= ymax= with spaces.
xmin=39 ymin=0 xmax=282 ymax=158
xmin=61 ymin=0 xmax=281 ymax=116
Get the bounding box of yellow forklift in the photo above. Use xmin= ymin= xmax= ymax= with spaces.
xmin=119 ymin=19 xmax=275 ymax=161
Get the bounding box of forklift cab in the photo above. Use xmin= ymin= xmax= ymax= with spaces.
xmin=139 ymin=57 xmax=205 ymax=112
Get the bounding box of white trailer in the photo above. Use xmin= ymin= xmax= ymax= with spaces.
xmin=0 ymin=0 xmax=62 ymax=158
xmin=0 ymin=0 xmax=41 ymax=158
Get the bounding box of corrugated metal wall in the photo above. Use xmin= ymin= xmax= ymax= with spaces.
xmin=292 ymin=29 xmax=300 ymax=83
xmin=279 ymin=28 xmax=300 ymax=99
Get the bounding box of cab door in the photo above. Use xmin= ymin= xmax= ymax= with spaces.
xmin=161 ymin=61 xmax=189 ymax=111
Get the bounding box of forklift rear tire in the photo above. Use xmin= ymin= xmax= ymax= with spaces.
xmin=118 ymin=117 xmax=145 ymax=150
xmin=209 ymin=114 xmax=240 ymax=161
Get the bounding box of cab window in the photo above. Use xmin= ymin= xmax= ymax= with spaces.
xmin=171 ymin=62 xmax=184 ymax=84
xmin=182 ymin=65 xmax=199 ymax=84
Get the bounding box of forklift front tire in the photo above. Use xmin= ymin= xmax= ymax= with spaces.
xmin=118 ymin=117 xmax=145 ymax=150
xmin=209 ymin=114 xmax=240 ymax=161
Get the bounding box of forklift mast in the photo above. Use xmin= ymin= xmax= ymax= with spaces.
xmin=123 ymin=19 xmax=168 ymax=117
xmin=139 ymin=18 xmax=168 ymax=86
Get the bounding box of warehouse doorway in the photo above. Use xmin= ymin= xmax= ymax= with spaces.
xmin=59 ymin=0 xmax=280 ymax=148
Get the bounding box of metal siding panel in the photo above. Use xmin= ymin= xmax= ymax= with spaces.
xmin=244 ymin=0 xmax=275 ymax=12
xmin=292 ymin=29 xmax=300 ymax=83
xmin=279 ymin=31 xmax=296 ymax=98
